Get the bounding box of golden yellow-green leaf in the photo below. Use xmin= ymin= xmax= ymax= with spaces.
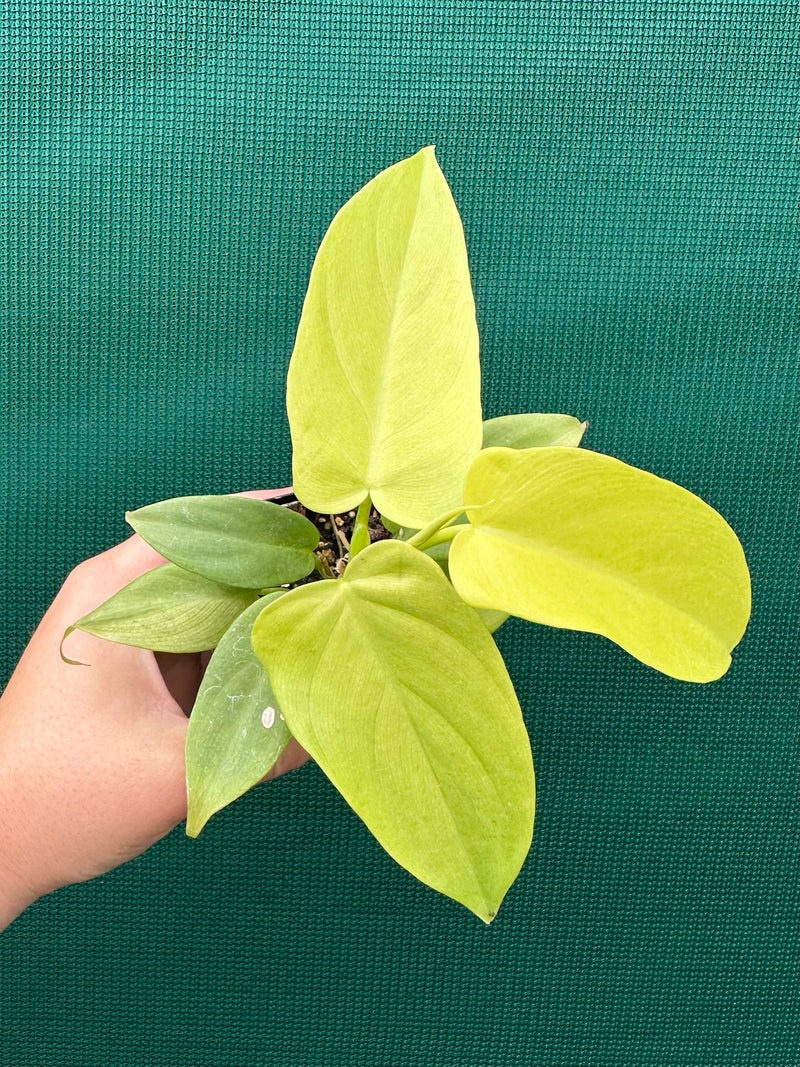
xmin=287 ymin=146 xmax=482 ymax=529
xmin=449 ymin=446 xmax=751 ymax=682
xmin=251 ymin=539 xmax=535 ymax=922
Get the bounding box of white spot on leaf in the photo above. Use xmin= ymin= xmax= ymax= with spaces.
xmin=261 ymin=706 xmax=276 ymax=729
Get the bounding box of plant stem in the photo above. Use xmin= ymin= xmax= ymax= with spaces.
xmin=349 ymin=495 xmax=373 ymax=558
xmin=406 ymin=506 xmax=467 ymax=550
xmin=330 ymin=515 xmax=351 ymax=555
xmin=314 ymin=555 xmax=335 ymax=579
xmin=417 ymin=525 xmax=463 ymax=549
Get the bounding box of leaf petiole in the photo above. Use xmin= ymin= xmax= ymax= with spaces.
xmin=406 ymin=506 xmax=467 ymax=550
xmin=417 ymin=525 xmax=464 ymax=550
xmin=314 ymin=555 xmax=335 ymax=580
xmin=349 ymin=495 xmax=373 ymax=558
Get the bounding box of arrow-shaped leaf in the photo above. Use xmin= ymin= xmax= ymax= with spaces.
xmin=251 ymin=538 xmax=535 ymax=923
xmin=125 ymin=494 xmax=319 ymax=589
xmin=186 ymin=593 xmax=292 ymax=837
xmin=287 ymin=146 xmax=483 ymax=529
xmin=449 ymin=446 xmax=751 ymax=682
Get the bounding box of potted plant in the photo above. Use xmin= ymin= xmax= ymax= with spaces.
xmin=60 ymin=147 xmax=751 ymax=923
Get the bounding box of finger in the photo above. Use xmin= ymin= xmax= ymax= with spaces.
xmin=70 ymin=532 xmax=170 ymax=590
xmin=228 ymin=487 xmax=294 ymax=501
xmin=53 ymin=489 xmax=296 ymax=704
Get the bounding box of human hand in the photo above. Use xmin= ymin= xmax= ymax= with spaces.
xmin=0 ymin=488 xmax=309 ymax=930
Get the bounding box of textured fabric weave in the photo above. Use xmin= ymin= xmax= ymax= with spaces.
xmin=1 ymin=3 xmax=797 ymax=1065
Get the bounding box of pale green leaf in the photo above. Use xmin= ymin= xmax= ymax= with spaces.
xmin=482 ymin=413 xmax=587 ymax=449
xmin=449 ymin=446 xmax=751 ymax=682
xmin=380 ymin=514 xmax=401 ymax=536
xmin=61 ymin=563 xmax=258 ymax=659
xmin=125 ymin=494 xmax=318 ymax=589
xmin=381 ymin=516 xmax=421 ymax=542
xmin=380 ymin=515 xmax=405 ymax=537
xmin=251 ymin=539 xmax=535 ymax=923
xmin=186 ymin=593 xmax=292 ymax=837
xmin=287 ymin=146 xmax=483 ymax=529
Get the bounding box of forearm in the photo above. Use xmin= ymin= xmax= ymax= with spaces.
xmin=0 ymin=764 xmax=42 ymax=932
xmin=0 ymin=686 xmax=50 ymax=932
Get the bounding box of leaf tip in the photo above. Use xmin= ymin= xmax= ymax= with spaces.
xmin=124 ymin=509 xmax=144 ymax=536
xmin=418 ymin=144 xmax=439 ymax=169
xmin=184 ymin=807 xmax=208 ymax=839
xmin=467 ymin=891 xmax=502 ymax=925
xmin=59 ymin=625 xmax=90 ymax=667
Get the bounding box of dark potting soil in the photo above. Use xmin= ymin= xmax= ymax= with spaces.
xmin=276 ymin=493 xmax=394 ymax=585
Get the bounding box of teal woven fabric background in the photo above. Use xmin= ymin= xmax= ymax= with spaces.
xmin=1 ymin=2 xmax=797 ymax=1065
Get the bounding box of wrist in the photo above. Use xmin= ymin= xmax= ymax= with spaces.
xmin=0 ymin=764 xmax=45 ymax=931
xmin=0 ymin=849 xmax=39 ymax=932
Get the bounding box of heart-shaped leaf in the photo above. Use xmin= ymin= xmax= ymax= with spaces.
xmin=251 ymin=539 xmax=535 ymax=923
xmin=125 ymin=494 xmax=319 ymax=589
xmin=186 ymin=593 xmax=292 ymax=837
xmin=482 ymin=413 xmax=586 ymax=449
xmin=61 ymin=563 xmax=258 ymax=660
xmin=287 ymin=146 xmax=483 ymax=529
xmin=449 ymin=446 xmax=751 ymax=682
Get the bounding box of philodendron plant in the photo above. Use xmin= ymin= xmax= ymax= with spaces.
xmin=61 ymin=146 xmax=751 ymax=923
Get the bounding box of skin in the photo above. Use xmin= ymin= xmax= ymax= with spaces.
xmin=0 ymin=488 xmax=309 ymax=931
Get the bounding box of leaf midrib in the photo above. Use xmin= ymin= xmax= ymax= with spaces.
xmin=366 ymin=168 xmax=426 ymax=484
xmin=343 ymin=600 xmax=495 ymax=910
xmin=471 ymin=524 xmax=728 ymax=645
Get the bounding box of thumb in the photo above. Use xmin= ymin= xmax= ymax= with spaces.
xmin=228 ymin=486 xmax=294 ymax=502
